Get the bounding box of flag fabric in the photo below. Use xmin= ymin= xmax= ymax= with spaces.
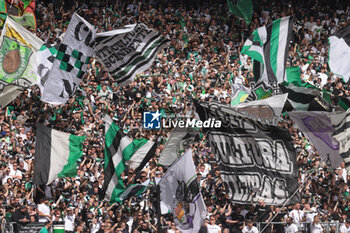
xmin=328 ymin=26 xmax=350 ymax=82
xmin=36 ymin=43 xmax=59 ymax=91
xmin=280 ymin=81 xmax=320 ymax=111
xmin=245 ymin=81 xmax=273 ymax=101
xmin=0 ymin=16 xmax=42 ymax=108
xmin=33 ymin=124 xmax=85 ymax=185
xmin=0 ymin=0 xmax=7 ymax=27
xmin=227 ymin=0 xmax=253 ymax=25
xmin=234 ymin=93 xmax=288 ymax=125
xmin=241 ymin=17 xmax=293 ymax=84
xmin=230 ymin=76 xmax=250 ymax=106
xmin=104 ymin=116 xmax=156 ymax=202
xmin=10 ymin=13 xmax=36 ymax=30
xmin=0 ymin=0 xmax=36 ymax=30
xmin=231 ymin=90 xmax=249 ymax=106
xmin=94 ymin=23 xmax=170 ymax=87
xmin=195 ymin=101 xmax=299 ymax=205
xmin=158 ymin=127 xmax=200 ymax=166
xmin=288 ymin=111 xmax=341 ymax=169
xmin=338 ymin=96 xmax=350 ymax=111
xmin=38 ymin=13 xmax=95 ymax=105
xmin=286 ymin=66 xmax=301 ymax=84
xmin=118 ymin=179 xmax=150 ymax=201
xmin=330 ymin=109 xmax=350 ymax=169
xmin=159 ymin=149 xmax=207 ymax=233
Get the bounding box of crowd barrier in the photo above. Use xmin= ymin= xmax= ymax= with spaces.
xmin=1 ymin=221 xmax=343 ymax=232
xmin=256 ymin=221 xmax=341 ymax=232
xmin=1 ymin=222 xmax=64 ymax=233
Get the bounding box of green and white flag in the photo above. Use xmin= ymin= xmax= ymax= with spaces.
xmin=39 ymin=13 xmax=95 ymax=105
xmin=0 ymin=16 xmax=43 ymax=108
xmin=33 ymin=124 xmax=86 ymax=185
xmin=280 ymin=81 xmax=320 ymax=111
xmin=231 ymin=91 xmax=249 ymax=106
xmin=104 ymin=116 xmax=156 ymax=202
xmin=241 ymin=17 xmax=293 ymax=84
xmin=227 ymin=0 xmax=253 ymax=25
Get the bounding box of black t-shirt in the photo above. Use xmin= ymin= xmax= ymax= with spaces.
xmin=255 ymin=205 xmax=270 ymax=222
xmin=11 ymin=209 xmax=30 ymax=223
xmin=231 ymin=212 xmax=244 ymax=229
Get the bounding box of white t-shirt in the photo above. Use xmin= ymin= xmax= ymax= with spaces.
xmin=207 ymin=224 xmax=221 ymax=233
xmin=311 ymin=223 xmax=323 ymax=233
xmin=9 ymin=169 xmax=22 ymax=179
xmin=340 ymin=224 xmax=350 ymax=233
xmin=285 ymin=223 xmax=298 ymax=233
xmin=289 ymin=209 xmax=304 ymax=223
xmin=38 ymin=203 xmax=51 ymax=222
xmin=242 ymin=225 xmax=259 ymax=233
xmin=64 ymin=214 xmax=76 ymax=231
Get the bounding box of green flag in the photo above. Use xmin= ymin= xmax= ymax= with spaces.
xmin=231 ymin=90 xmax=249 ymax=106
xmin=286 ymin=66 xmax=301 ymax=84
xmin=227 ymin=0 xmax=253 ymax=25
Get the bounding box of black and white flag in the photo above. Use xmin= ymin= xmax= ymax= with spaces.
xmin=331 ymin=109 xmax=350 ymax=169
xmin=195 ymin=101 xmax=299 ymax=205
xmin=94 ymin=23 xmax=169 ymax=87
xmin=241 ymin=17 xmax=293 ymax=84
xmin=158 ymin=127 xmax=200 ymax=166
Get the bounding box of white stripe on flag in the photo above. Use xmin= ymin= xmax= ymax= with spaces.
xmin=275 ymin=17 xmax=291 ymax=83
xmin=127 ymin=140 xmax=154 ymax=170
xmin=47 ymin=130 xmax=70 ymax=184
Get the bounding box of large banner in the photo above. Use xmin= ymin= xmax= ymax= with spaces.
xmin=94 ymin=23 xmax=169 ymax=87
xmin=38 ymin=13 xmax=95 ymax=105
xmin=288 ymin=111 xmax=341 ymax=169
xmin=195 ymin=101 xmax=299 ymax=205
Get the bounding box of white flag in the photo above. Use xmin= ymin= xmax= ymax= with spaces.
xmin=159 ymin=149 xmax=207 ymax=233
xmin=38 ymin=13 xmax=96 ymax=105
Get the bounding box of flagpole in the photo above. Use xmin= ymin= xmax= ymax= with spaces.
xmin=260 ymin=167 xmax=316 ymax=232
xmin=260 ymin=183 xmax=302 ymax=232
xmin=156 ymin=184 xmax=162 ymax=233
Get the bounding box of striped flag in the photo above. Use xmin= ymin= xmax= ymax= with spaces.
xmin=33 ymin=124 xmax=86 ymax=185
xmin=94 ymin=23 xmax=169 ymax=87
xmin=331 ymin=109 xmax=350 ymax=169
xmin=104 ymin=116 xmax=157 ymax=202
xmin=280 ymin=66 xmax=320 ymax=110
xmin=328 ymin=25 xmax=350 ymax=82
xmin=280 ymin=81 xmax=320 ymax=111
xmin=241 ymin=17 xmax=293 ymax=84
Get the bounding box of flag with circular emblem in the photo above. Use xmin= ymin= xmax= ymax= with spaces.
xmin=0 ymin=16 xmax=42 ymax=108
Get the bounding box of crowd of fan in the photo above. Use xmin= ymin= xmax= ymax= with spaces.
xmin=1 ymin=0 xmax=350 ymax=232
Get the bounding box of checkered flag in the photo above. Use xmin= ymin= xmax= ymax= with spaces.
xmin=56 ymin=44 xmax=90 ymax=79
xmin=39 ymin=13 xmax=96 ymax=105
